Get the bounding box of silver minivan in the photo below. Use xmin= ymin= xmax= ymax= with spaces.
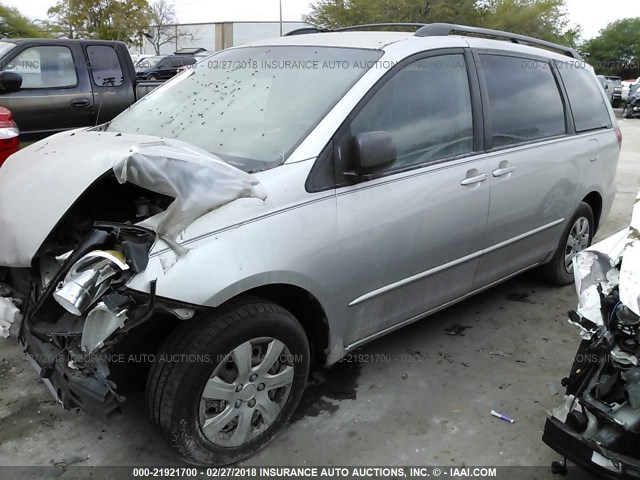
xmin=0 ymin=23 xmax=621 ymax=465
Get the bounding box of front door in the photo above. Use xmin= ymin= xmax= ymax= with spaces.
xmin=331 ymin=52 xmax=491 ymax=345
xmin=0 ymin=44 xmax=93 ymax=139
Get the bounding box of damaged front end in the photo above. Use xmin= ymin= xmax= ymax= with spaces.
xmin=543 ymin=195 xmax=640 ymax=478
xmin=0 ymin=130 xmax=266 ymax=422
xmin=19 ymin=223 xmax=158 ymax=420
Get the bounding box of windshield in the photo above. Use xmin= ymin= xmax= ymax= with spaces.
xmin=109 ymin=46 xmax=383 ymax=171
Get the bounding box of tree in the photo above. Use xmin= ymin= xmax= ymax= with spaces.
xmin=304 ymin=0 xmax=482 ymax=29
xmin=304 ymin=0 xmax=578 ymax=46
xmin=48 ymin=0 xmax=150 ymax=44
xmin=0 ymin=4 xmax=51 ymax=37
xmin=145 ymin=0 xmax=193 ymax=55
xmin=480 ymin=0 xmax=580 ymax=46
xmin=581 ymin=18 xmax=640 ymax=78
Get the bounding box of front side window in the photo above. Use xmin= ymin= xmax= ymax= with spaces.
xmin=109 ymin=46 xmax=383 ymax=172
xmin=350 ymin=54 xmax=474 ymax=171
xmin=87 ymin=46 xmax=124 ymax=87
xmin=480 ymin=55 xmax=566 ymax=149
xmin=2 ymin=46 xmax=77 ymax=89
xmin=558 ymin=61 xmax=612 ymax=132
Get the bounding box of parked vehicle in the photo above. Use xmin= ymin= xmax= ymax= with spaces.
xmin=598 ymin=75 xmax=623 ymax=108
xmin=0 ymin=39 xmax=150 ymax=141
xmin=606 ymin=76 xmax=623 ymax=107
xmin=134 ymin=55 xmax=166 ymax=72
xmin=624 ymin=83 xmax=640 ymax=118
xmin=174 ymin=47 xmax=209 ymax=55
xmin=543 ymin=191 xmax=640 ymax=478
xmin=136 ymin=55 xmax=196 ymax=80
xmin=622 ymin=78 xmax=639 ymax=102
xmin=0 ymin=106 xmax=19 ymax=167
xmin=0 ymin=23 xmax=620 ymax=466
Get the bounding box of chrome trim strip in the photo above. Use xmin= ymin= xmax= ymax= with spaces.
xmin=348 ymin=218 xmax=564 ymax=307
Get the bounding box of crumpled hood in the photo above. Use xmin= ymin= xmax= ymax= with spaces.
xmin=0 ymin=129 xmax=265 ymax=267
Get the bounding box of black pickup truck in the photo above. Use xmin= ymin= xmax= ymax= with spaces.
xmin=0 ymin=39 xmax=161 ymax=141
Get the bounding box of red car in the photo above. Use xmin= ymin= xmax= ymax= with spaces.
xmin=0 ymin=106 xmax=19 ymax=167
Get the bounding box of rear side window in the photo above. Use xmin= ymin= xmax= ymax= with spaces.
xmin=2 ymin=45 xmax=77 ymax=88
xmin=350 ymin=54 xmax=473 ymax=171
xmin=479 ymin=55 xmax=566 ymax=148
xmin=87 ymin=46 xmax=124 ymax=87
xmin=557 ymin=62 xmax=612 ymax=132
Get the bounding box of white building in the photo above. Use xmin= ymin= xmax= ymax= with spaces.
xmin=134 ymin=21 xmax=310 ymax=55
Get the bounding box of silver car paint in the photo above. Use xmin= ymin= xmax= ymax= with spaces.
xmin=127 ymin=35 xmax=619 ymax=364
xmin=4 ymin=33 xmax=620 ymax=364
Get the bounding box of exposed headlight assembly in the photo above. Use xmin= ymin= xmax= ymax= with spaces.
xmin=53 ymin=250 xmax=129 ymax=316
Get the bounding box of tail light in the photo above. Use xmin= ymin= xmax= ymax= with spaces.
xmin=0 ymin=107 xmax=19 ymax=167
xmin=615 ymin=125 xmax=623 ymax=150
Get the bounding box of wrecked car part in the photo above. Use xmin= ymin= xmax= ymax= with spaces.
xmin=0 ymin=131 xmax=266 ymax=267
xmin=81 ymin=295 xmax=128 ymax=353
xmin=544 ymin=197 xmax=640 ymax=477
xmin=12 ymin=224 xmax=160 ymax=419
xmin=0 ymin=295 xmax=22 ymax=338
xmin=53 ymin=250 xmax=129 ymax=316
xmin=111 ymin=140 xmax=267 ymax=253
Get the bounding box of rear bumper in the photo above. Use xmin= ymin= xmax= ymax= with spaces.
xmin=543 ymin=416 xmax=640 ymax=479
xmin=21 ymin=325 xmax=123 ymax=422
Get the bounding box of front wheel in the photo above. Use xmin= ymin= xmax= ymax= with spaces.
xmin=146 ymin=299 xmax=310 ymax=465
xmin=539 ymin=202 xmax=594 ymax=285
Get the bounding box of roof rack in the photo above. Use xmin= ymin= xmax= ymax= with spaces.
xmin=334 ymin=23 xmax=426 ymax=32
xmin=415 ymin=23 xmax=581 ymax=59
xmin=285 ymin=27 xmax=329 ymax=36
xmin=285 ymin=22 xmax=581 ymax=60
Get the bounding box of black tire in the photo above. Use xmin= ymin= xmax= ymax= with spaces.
xmin=146 ymin=299 xmax=310 ymax=465
xmin=624 ymin=106 xmax=633 ymax=119
xmin=540 ymin=202 xmax=594 ymax=285
xmin=148 ymin=75 xmax=157 ymax=81
xmin=613 ymin=99 xmax=621 ymax=109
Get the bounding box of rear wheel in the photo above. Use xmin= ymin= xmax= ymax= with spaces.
xmin=540 ymin=202 xmax=594 ymax=285
xmin=148 ymin=75 xmax=158 ymax=81
xmin=146 ymin=299 xmax=310 ymax=465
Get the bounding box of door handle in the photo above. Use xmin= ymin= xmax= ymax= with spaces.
xmin=493 ymin=166 xmax=515 ymax=177
xmin=460 ymin=173 xmax=487 ymax=186
xmin=70 ymin=98 xmax=90 ymax=108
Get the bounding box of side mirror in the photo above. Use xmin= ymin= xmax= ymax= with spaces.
xmin=0 ymin=72 xmax=22 ymax=93
xmin=351 ymin=131 xmax=397 ymax=177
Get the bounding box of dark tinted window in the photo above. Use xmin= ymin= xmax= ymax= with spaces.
xmin=87 ymin=46 xmax=124 ymax=87
xmin=480 ymin=55 xmax=566 ymax=148
xmin=350 ymin=54 xmax=473 ymax=171
xmin=558 ymin=61 xmax=612 ymax=132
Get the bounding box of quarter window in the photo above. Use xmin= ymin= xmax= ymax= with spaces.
xmin=557 ymin=61 xmax=612 ymax=132
xmin=350 ymin=54 xmax=474 ymax=171
xmin=2 ymin=46 xmax=77 ymax=88
xmin=479 ymin=55 xmax=566 ymax=148
xmin=87 ymin=46 xmax=124 ymax=87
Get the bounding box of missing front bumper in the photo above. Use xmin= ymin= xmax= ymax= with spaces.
xmin=22 ymin=325 xmax=124 ymax=422
xmin=543 ymin=416 xmax=640 ymax=479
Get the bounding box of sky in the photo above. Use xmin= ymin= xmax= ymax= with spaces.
xmin=5 ymin=0 xmax=640 ymax=40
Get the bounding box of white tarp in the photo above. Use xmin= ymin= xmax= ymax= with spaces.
xmin=112 ymin=141 xmax=266 ymax=254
